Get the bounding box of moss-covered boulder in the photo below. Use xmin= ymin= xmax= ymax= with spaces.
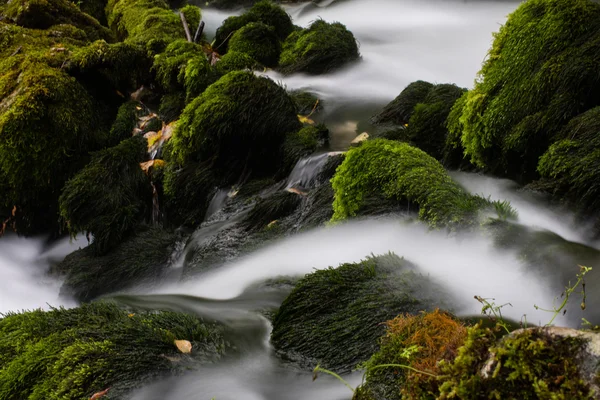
xmin=437 ymin=326 xmax=597 ymax=399
xmin=228 ymin=21 xmax=281 ymax=67
xmin=330 ymin=140 xmax=490 ymax=228
xmin=214 ymin=50 xmax=262 ymax=75
xmin=2 ymin=0 xmax=113 ymax=42
xmin=106 ymin=0 xmax=186 ymax=50
xmin=278 ymin=19 xmax=360 ymax=75
xmin=536 ymin=107 xmax=600 ymax=227
xmin=59 ymin=136 xmax=152 ymax=255
xmin=66 ymin=40 xmax=152 ymax=96
xmin=450 ymin=0 xmax=600 ymax=181
xmin=213 ymin=0 xmax=293 ymax=53
xmin=289 ymin=90 xmax=322 ymax=115
xmin=0 ymin=302 xmax=226 ymax=400
xmin=372 ymin=80 xmax=434 ymax=126
xmin=57 ymin=227 xmax=177 ymax=302
xmin=281 ymin=124 xmax=329 ymax=176
xmin=74 ymin=0 xmax=108 ymax=26
xmin=354 ymin=310 xmax=467 ymax=400
xmin=168 ymin=71 xmax=300 ymax=181
xmin=270 ymin=253 xmax=453 ymax=373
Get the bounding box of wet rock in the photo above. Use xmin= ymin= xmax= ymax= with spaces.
xmin=57 ymin=227 xmax=178 ymax=301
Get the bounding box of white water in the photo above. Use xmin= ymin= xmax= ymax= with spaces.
xmin=0 ymin=235 xmax=84 ymax=313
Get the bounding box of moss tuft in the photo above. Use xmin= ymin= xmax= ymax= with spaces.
xmin=278 ymin=19 xmax=359 ymax=75
xmin=0 ymin=302 xmax=225 ymax=399
xmin=355 ymin=310 xmax=467 ymax=400
xmin=59 ymin=136 xmax=152 ymax=255
xmin=271 ymin=253 xmax=452 ymax=373
xmin=228 ymin=21 xmax=281 ymax=68
xmin=215 ymin=50 xmax=262 ymax=75
xmin=330 ymin=139 xmax=489 ymax=228
xmin=372 ymin=81 xmax=433 ymax=126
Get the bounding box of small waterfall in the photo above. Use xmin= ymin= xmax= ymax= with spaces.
xmin=205 ymin=187 xmax=233 ymax=221
xmin=286 ymin=152 xmax=343 ymax=191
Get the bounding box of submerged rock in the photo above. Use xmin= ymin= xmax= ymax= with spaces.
xmin=0 ymin=302 xmax=226 ymax=399
xmin=278 ymin=19 xmax=360 ymax=75
xmin=270 ymin=253 xmax=453 ymax=373
xmin=57 ymin=227 xmax=178 ymax=302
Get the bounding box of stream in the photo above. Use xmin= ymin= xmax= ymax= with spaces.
xmin=6 ymin=0 xmax=598 ymax=399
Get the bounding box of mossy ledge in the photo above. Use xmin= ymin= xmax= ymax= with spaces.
xmin=0 ymin=302 xmax=226 ymax=400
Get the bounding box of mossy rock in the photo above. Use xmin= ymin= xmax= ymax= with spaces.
xmin=168 ymin=70 xmax=300 ymax=181
xmin=281 ymin=124 xmax=328 ymax=176
xmin=536 ymin=106 xmax=600 ymax=227
xmin=0 ymin=302 xmax=226 ymax=400
xmin=59 ymin=136 xmax=152 ymax=255
xmin=66 ymin=39 xmax=152 ymax=96
xmin=278 ymin=19 xmax=360 ymax=75
xmin=355 ymin=310 xmax=467 ymax=400
xmin=443 ymin=90 xmax=470 ymax=168
xmin=73 ymin=0 xmax=108 ymax=26
xmin=163 ymin=162 xmax=217 ymax=228
xmin=0 ymin=56 xmax=108 ymax=235
xmin=2 ymin=0 xmax=113 ymax=42
xmin=106 ymin=0 xmax=185 ymax=50
xmin=158 ymin=91 xmax=186 ymax=123
xmin=289 ymin=90 xmax=322 ymax=115
xmin=214 ymin=50 xmax=262 ymax=75
xmin=228 ymin=21 xmax=281 ymax=68
xmin=153 ymin=40 xmax=210 ymax=96
xmin=109 ymin=100 xmax=139 ymax=142
xmin=270 ymin=253 xmax=452 ymax=373
xmin=330 ymin=139 xmax=491 ymax=229
xmin=437 ymin=326 xmax=596 ymax=399
xmin=372 ymin=80 xmax=433 ymax=126
xmin=57 ymin=227 xmax=178 ymax=302
xmin=213 ymin=0 xmax=293 ymax=53
xmin=451 ymin=0 xmax=600 ymax=181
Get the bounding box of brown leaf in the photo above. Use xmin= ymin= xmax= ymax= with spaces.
xmin=140 ymin=159 xmax=166 ymax=173
xmin=174 ymin=339 xmax=192 ymax=354
xmin=90 ymin=388 xmax=110 ymax=399
xmin=297 ymin=114 xmax=314 ymax=125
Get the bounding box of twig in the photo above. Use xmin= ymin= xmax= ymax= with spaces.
xmin=179 ymin=12 xmax=192 ymax=42
xmin=193 ymin=21 xmax=205 ymax=43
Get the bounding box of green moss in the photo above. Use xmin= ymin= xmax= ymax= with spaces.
xmin=281 ymin=124 xmax=328 ymax=175
xmin=169 ymin=71 xmax=300 ymax=181
xmin=73 ymin=0 xmax=108 ymax=25
xmin=0 ymin=302 xmax=225 ymax=400
xmin=213 ymin=0 xmax=293 ymax=53
xmin=278 ymin=19 xmax=359 ymax=75
xmin=215 ymin=50 xmax=262 ymax=75
xmin=57 ymin=227 xmax=177 ymax=301
xmin=106 ymin=0 xmax=184 ymax=50
xmin=405 ymin=84 xmax=466 ymax=160
xmin=536 ymin=106 xmax=600 ymax=220
xmin=444 ymin=91 xmax=469 ymax=167
xmin=109 ymin=100 xmax=139 ymax=142
xmin=455 ymin=0 xmax=600 ymax=181
xmin=270 ymin=253 xmax=451 ymax=373
xmin=153 ymin=40 xmax=204 ymax=91
xmin=438 ymin=327 xmax=594 ymax=399
xmin=0 ymin=55 xmax=107 ymax=234
xmin=158 ymin=92 xmax=186 ymax=122
xmin=227 ymin=21 xmax=281 ymax=67
xmin=330 ymin=140 xmax=489 ymax=228
xmin=180 ymin=4 xmax=201 ymax=34
xmin=372 ymin=81 xmax=434 ymax=126
xmin=289 ymin=90 xmax=321 ymax=115
xmin=163 ymin=162 xmax=216 ymax=227
xmin=66 ymin=39 xmax=152 ymax=94
xmin=59 ymin=136 xmax=152 ymax=255
xmin=2 ymin=0 xmax=113 ymax=42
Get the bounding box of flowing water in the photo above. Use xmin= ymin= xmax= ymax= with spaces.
xmin=8 ymin=0 xmax=599 ymax=399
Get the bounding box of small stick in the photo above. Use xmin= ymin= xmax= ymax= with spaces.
xmin=193 ymin=21 xmax=205 ymax=43
xmin=179 ymin=12 xmax=192 ymax=42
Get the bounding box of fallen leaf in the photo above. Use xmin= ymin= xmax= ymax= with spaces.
xmin=90 ymin=388 xmax=110 ymax=399
xmin=297 ymin=114 xmax=314 ymax=125
xmin=286 ymin=187 xmax=308 ymax=196
xmin=140 ymin=159 xmax=166 ymax=173
xmin=175 ymin=339 xmax=192 ymax=354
